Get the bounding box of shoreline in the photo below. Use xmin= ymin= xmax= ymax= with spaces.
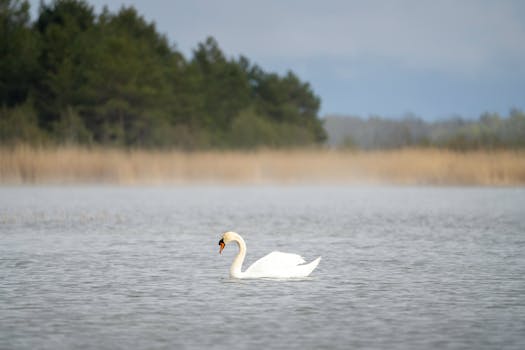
xmin=1 ymin=147 xmax=524 ymax=186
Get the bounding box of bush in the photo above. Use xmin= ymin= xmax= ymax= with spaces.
xmin=229 ymin=109 xmax=318 ymax=149
xmin=52 ymin=106 xmax=92 ymax=145
xmin=0 ymin=103 xmax=48 ymax=146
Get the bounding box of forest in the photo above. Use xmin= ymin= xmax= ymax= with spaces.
xmin=0 ymin=0 xmax=326 ymax=149
xmin=324 ymin=111 xmax=525 ymax=150
xmin=2 ymin=0 xmax=524 ymax=152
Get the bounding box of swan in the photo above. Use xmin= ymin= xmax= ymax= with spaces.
xmin=218 ymin=231 xmax=321 ymax=279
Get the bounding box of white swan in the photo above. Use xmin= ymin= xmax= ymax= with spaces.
xmin=218 ymin=231 xmax=321 ymax=279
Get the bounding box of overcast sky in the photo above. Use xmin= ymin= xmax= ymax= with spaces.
xmin=29 ymin=0 xmax=525 ymax=119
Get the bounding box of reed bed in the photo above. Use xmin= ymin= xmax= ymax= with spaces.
xmin=1 ymin=146 xmax=525 ymax=185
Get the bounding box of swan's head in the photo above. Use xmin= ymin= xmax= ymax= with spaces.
xmin=218 ymin=238 xmax=225 ymax=254
xmin=218 ymin=231 xmax=237 ymax=254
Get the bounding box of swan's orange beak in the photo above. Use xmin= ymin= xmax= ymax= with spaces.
xmin=218 ymin=239 xmax=225 ymax=254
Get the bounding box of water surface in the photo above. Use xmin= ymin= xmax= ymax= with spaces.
xmin=1 ymin=186 xmax=524 ymax=349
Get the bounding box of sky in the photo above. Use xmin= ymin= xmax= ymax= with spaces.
xmin=29 ymin=0 xmax=525 ymax=119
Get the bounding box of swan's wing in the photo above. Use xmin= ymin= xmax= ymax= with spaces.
xmin=245 ymin=251 xmax=306 ymax=275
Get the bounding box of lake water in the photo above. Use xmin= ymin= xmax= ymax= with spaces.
xmin=1 ymin=186 xmax=524 ymax=349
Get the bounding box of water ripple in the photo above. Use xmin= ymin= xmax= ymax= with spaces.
xmin=1 ymin=186 xmax=524 ymax=350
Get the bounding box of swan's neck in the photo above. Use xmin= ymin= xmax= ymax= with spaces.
xmin=230 ymin=234 xmax=247 ymax=278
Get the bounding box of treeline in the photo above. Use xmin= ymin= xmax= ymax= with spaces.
xmin=324 ymin=110 xmax=525 ymax=150
xmin=0 ymin=0 xmax=326 ymax=149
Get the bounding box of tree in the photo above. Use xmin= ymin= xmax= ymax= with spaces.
xmin=0 ymin=0 xmax=39 ymax=106
xmin=253 ymin=70 xmax=325 ymax=142
xmin=188 ymin=37 xmax=252 ymax=133
xmin=33 ymin=0 xmax=96 ymax=129
xmin=79 ymin=6 xmax=174 ymax=146
xmin=1 ymin=1 xmax=327 ymax=149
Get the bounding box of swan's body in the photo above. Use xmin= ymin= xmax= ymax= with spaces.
xmin=218 ymin=231 xmax=321 ymax=279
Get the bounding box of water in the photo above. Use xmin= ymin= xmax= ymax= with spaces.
xmin=1 ymin=186 xmax=524 ymax=349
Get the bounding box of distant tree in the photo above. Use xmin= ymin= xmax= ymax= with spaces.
xmin=323 ymin=111 xmax=525 ymax=150
xmin=506 ymin=109 xmax=525 ymax=148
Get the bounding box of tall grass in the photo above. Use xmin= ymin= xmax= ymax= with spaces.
xmin=1 ymin=146 xmax=524 ymax=185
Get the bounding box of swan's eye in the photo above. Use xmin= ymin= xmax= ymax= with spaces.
xmin=218 ymin=238 xmax=225 ymax=254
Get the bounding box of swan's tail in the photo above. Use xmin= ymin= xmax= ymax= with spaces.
xmin=299 ymin=256 xmax=321 ymax=277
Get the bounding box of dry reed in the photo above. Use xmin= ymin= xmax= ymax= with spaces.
xmin=1 ymin=146 xmax=525 ymax=185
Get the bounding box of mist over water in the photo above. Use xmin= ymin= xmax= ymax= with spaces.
xmin=1 ymin=186 xmax=524 ymax=349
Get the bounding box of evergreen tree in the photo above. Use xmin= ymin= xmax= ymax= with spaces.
xmin=1 ymin=0 xmax=331 ymax=149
